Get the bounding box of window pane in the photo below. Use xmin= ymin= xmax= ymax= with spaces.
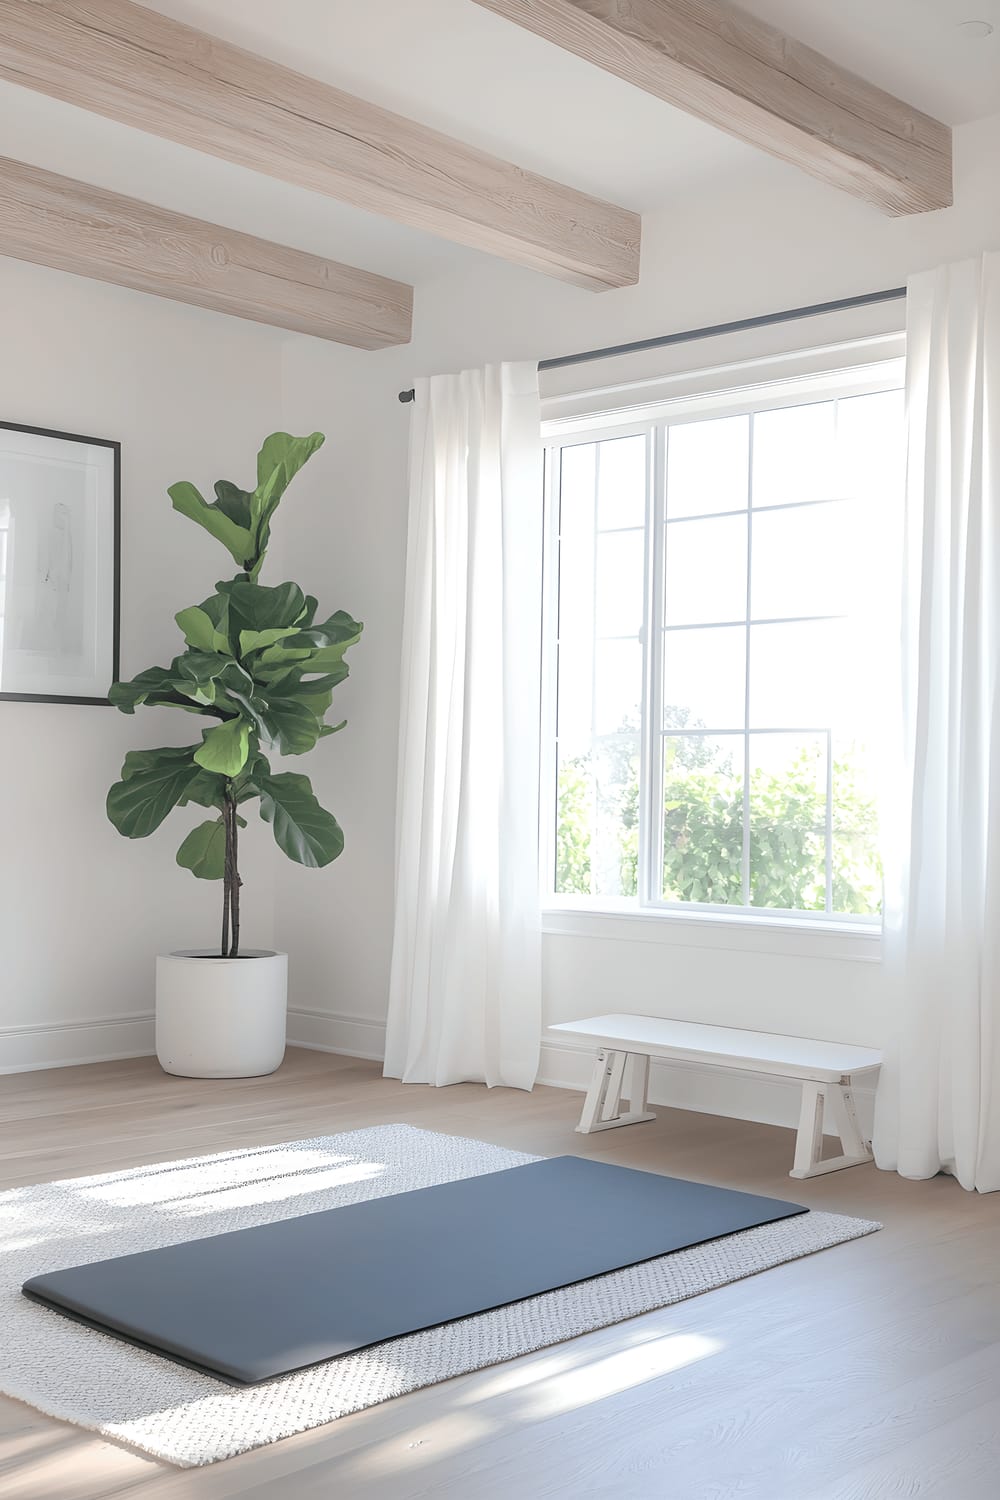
xmin=554 ymin=628 xmax=591 ymax=753
xmin=667 ymin=415 xmax=749 ymax=519
xmin=837 ymin=390 xmax=905 ymax=501
xmin=596 ymin=528 xmax=644 ymax=637
xmin=559 ymin=442 xmax=595 ymax=522
xmin=598 ymin=434 xmax=646 ymax=529
xmin=749 ymin=734 xmax=826 ymax=911
xmin=557 ymin=448 xmax=595 ymax=654
xmin=749 ymin=617 xmax=851 ymax=729
xmin=753 ymin=402 xmax=836 ymax=506
xmin=664 ymin=513 xmax=747 ymax=626
xmin=594 ymin=639 xmax=642 ymax=736
xmin=750 ymin=501 xmax=853 ymax=620
xmin=662 ymin=735 xmax=744 ymax=905
xmin=555 ymin=732 xmax=640 ymax=897
xmin=831 ymin=735 xmax=882 ymax=916
xmin=663 ymin=625 xmax=746 ymax=730
xmin=556 ymin=630 xmax=642 ymax=749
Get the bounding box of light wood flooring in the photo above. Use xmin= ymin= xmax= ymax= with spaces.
xmin=2 ymin=1047 xmax=999 ymax=1500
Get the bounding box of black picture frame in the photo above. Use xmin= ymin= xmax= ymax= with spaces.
xmin=0 ymin=420 xmax=120 ymax=706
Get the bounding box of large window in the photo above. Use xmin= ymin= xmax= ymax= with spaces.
xmin=542 ymin=364 xmax=905 ymax=924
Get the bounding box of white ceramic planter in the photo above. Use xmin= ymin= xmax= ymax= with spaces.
xmin=155 ymin=950 xmax=288 ymax=1079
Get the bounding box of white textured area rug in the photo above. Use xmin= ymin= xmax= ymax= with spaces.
xmin=1 ymin=1124 xmax=880 ymax=1467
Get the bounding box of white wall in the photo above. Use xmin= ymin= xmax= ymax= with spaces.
xmin=0 ymin=259 xmax=285 ymax=1070
xmin=277 ymin=112 xmax=1000 ymax=1130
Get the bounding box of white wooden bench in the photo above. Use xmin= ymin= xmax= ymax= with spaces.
xmin=548 ymin=1014 xmax=882 ymax=1180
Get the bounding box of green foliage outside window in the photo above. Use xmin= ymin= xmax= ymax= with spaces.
xmin=556 ymin=716 xmax=881 ymax=916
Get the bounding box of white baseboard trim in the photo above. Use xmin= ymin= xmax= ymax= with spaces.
xmin=538 ymin=1035 xmax=876 ymax=1139
xmin=286 ymin=1006 xmax=387 ymax=1062
xmin=0 ymin=1012 xmax=155 ymax=1074
xmin=0 ymin=1007 xmax=385 ymax=1076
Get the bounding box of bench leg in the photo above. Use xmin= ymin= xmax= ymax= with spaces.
xmin=789 ymin=1079 xmax=874 ymax=1179
xmin=575 ymin=1049 xmax=657 ymax=1135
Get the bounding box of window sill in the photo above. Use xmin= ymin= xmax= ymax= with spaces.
xmin=541 ymin=900 xmax=882 ymax=963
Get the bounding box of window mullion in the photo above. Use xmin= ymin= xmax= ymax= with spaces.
xmin=742 ymin=417 xmax=754 ymax=907
xmin=588 ymin=443 xmax=600 ymax=897
xmin=638 ymin=424 xmax=665 ymax=907
xmin=825 ymin=728 xmax=834 ymax=913
xmin=540 ymin=445 xmax=563 ymax=900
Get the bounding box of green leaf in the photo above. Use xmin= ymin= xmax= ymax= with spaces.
xmin=109 ymin=666 xmax=175 ymax=713
xmin=299 ymin=665 xmax=349 ymax=696
xmin=217 ymin=580 xmax=308 ymax=640
xmin=241 ymin=432 xmax=325 ymax=579
xmin=254 ymin=668 xmax=346 ymax=724
xmin=168 ymin=481 xmax=253 ymax=567
xmin=194 ymin=718 xmax=251 ymax=776
xmin=257 ymin=695 xmax=323 ymax=756
xmin=258 ymin=771 xmax=344 ymax=867
xmin=257 ymin=642 xmax=314 ymax=669
xmin=175 ymin=606 xmax=217 ymax=653
xmin=238 ymin=626 xmax=299 ymax=656
xmin=256 ymin=431 xmax=325 ymax=495
xmin=249 ymin=434 xmax=325 ymax=577
xmin=212 ymin=480 xmax=253 ymax=529
xmin=109 ymin=666 xmax=215 ymax=716
xmin=309 ymin=646 xmax=358 ymax=674
xmin=176 ymin=818 xmax=226 ymax=880
xmin=305 ymin=611 xmax=363 ymax=647
xmin=175 ymin=650 xmax=233 ymax=684
xmin=220 ymin=690 xmax=265 ymax=738
xmin=183 ymin=590 xmax=234 ymax=657
xmin=178 ymin=769 xmax=225 ymax=809
xmin=107 ymin=746 xmax=205 ymax=838
xmin=295 ymin=685 xmax=335 ymax=721
xmin=284 ymin=612 xmax=363 ymax=660
xmin=257 ymin=618 xmax=362 ymax=675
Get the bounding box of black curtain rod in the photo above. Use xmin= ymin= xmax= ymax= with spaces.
xmin=396 ymin=285 xmax=906 ymax=403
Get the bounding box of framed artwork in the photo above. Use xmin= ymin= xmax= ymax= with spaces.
xmin=0 ymin=421 xmax=120 ymax=705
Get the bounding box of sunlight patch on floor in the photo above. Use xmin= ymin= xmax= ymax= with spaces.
xmin=511 ymin=1332 xmax=722 ymax=1420
xmin=71 ymin=1151 xmax=387 ymax=1212
xmin=459 ymin=1318 xmax=691 ymax=1405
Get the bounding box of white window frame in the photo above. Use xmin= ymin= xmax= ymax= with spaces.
xmin=540 ymin=350 xmax=905 ymax=951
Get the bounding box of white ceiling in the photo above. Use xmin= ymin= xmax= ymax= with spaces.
xmin=2 ymin=0 xmax=998 ymax=290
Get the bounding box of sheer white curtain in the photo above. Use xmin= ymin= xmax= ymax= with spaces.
xmin=874 ymin=252 xmax=1000 ymax=1191
xmin=384 ymin=363 xmax=543 ymax=1089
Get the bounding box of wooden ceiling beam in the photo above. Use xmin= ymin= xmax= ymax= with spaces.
xmin=0 ymin=0 xmax=640 ymax=291
xmin=0 ymin=154 xmax=414 ymax=347
xmin=471 ymin=0 xmax=952 ymax=215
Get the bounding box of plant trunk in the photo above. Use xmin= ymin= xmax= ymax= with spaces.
xmin=221 ymin=816 xmax=230 ymax=958
xmin=221 ymin=789 xmax=241 ymax=958
xmin=231 ymin=798 xmax=241 ymax=958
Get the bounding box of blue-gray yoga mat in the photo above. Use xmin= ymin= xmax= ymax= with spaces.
xmin=23 ymin=1155 xmax=805 ymax=1385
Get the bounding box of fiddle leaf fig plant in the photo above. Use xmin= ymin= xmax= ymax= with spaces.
xmin=106 ymin=432 xmax=361 ymax=958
